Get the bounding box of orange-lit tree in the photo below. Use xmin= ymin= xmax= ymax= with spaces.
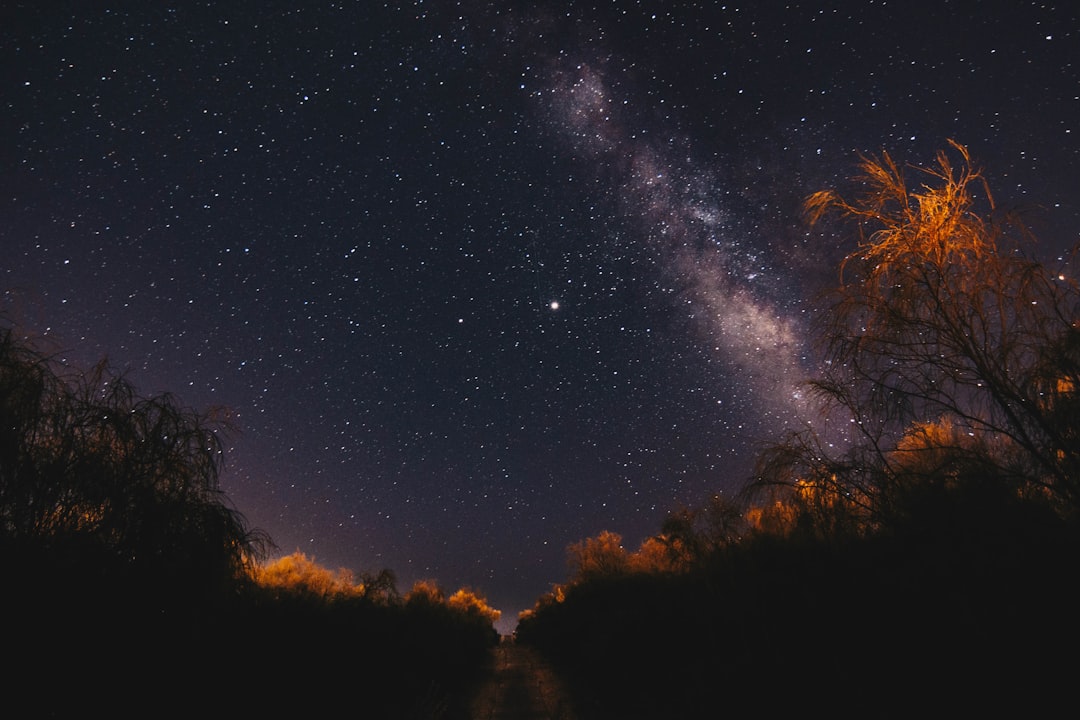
xmin=750 ymin=141 xmax=1080 ymax=522
xmin=565 ymin=530 xmax=629 ymax=583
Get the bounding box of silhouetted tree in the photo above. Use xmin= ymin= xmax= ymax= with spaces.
xmin=0 ymin=323 xmax=506 ymax=719
xmin=0 ymin=324 xmax=269 ymax=597
xmin=658 ymin=493 xmax=747 ymax=563
xmin=358 ymin=566 xmax=400 ymax=604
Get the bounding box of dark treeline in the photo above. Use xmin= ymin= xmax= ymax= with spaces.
xmin=515 ymin=142 xmax=1080 ymax=718
xmin=0 ymin=326 xmax=498 ymax=718
xmin=516 ymin=489 xmax=1080 ymax=717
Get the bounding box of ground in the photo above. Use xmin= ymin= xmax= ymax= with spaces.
xmin=469 ymin=638 xmax=580 ymax=720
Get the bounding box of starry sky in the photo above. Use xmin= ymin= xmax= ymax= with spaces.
xmin=4 ymin=2 xmax=1079 ymax=633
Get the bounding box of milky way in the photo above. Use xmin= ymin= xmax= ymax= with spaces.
xmin=542 ymin=58 xmax=812 ymax=428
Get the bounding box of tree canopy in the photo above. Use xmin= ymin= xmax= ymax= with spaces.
xmin=0 ymin=324 xmax=270 ymax=595
xmin=751 ymin=140 xmax=1080 ymax=524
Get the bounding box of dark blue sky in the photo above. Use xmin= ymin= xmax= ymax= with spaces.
xmin=4 ymin=2 xmax=1078 ymax=632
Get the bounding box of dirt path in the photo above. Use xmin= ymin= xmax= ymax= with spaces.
xmin=468 ymin=638 xmax=581 ymax=720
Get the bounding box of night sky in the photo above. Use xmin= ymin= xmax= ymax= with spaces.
xmin=4 ymin=2 xmax=1079 ymax=633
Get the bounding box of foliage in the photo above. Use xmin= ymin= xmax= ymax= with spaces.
xmin=519 ymin=478 xmax=1080 ymax=717
xmin=566 ymin=529 xmax=630 ymax=582
xmin=447 ymin=587 xmax=502 ymax=626
xmin=234 ymin=561 xmax=500 ymax=718
xmin=0 ymin=324 xmax=270 ymax=599
xmin=515 ymin=143 xmax=1080 ymax=718
xmin=253 ymin=550 xmax=375 ymax=601
xmin=0 ymin=323 xmax=499 ymax=718
xmin=407 ymin=577 xmax=447 ymax=604
xmin=753 ymin=140 xmax=1080 ymax=520
xmin=562 ymin=521 xmax=715 ymax=588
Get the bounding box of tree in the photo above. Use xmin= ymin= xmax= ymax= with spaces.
xmin=749 ymin=141 xmax=1080 ymax=520
xmin=0 ymin=323 xmax=269 ymax=593
xmin=405 ymin=578 xmax=446 ymax=605
xmin=565 ymin=530 xmax=629 ymax=583
xmin=447 ymin=588 xmax=502 ymax=625
xmin=650 ymin=493 xmax=748 ymax=565
xmin=254 ymin=552 xmax=366 ymax=600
